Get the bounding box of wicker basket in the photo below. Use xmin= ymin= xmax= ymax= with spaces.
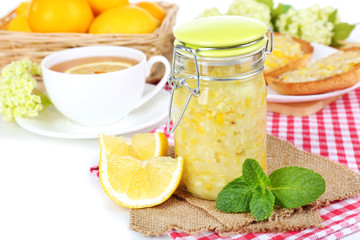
xmin=0 ymin=2 xmax=178 ymax=83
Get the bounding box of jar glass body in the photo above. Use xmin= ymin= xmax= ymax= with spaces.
xmin=172 ymin=50 xmax=267 ymax=200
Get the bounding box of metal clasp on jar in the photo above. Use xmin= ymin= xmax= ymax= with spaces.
xmin=167 ymin=28 xmax=273 ymax=133
xmin=167 ymin=44 xmax=201 ymax=133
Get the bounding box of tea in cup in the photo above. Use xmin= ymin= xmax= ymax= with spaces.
xmin=41 ymin=46 xmax=170 ymax=126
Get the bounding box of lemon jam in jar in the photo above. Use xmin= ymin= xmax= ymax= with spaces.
xmin=168 ymin=16 xmax=273 ymax=200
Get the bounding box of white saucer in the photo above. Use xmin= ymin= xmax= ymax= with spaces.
xmin=16 ymin=84 xmax=170 ymax=139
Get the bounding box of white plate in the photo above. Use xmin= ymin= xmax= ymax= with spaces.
xmin=16 ymin=84 xmax=169 ymax=139
xmin=267 ymin=43 xmax=360 ymax=103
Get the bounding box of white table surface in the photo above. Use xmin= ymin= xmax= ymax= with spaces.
xmin=0 ymin=1 xmax=359 ymax=240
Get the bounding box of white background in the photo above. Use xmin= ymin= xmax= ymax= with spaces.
xmin=0 ymin=1 xmax=359 ymax=240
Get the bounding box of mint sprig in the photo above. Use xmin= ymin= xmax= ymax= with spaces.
xmin=216 ymin=159 xmax=325 ymax=221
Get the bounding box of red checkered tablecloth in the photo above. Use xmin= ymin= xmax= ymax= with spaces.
xmin=91 ymin=87 xmax=360 ymax=240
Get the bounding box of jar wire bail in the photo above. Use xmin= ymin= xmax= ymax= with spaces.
xmin=264 ymin=28 xmax=273 ymax=55
xmin=167 ymin=44 xmax=201 ymax=133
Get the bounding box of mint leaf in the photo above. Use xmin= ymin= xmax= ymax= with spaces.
xmin=216 ymin=177 xmax=254 ymax=212
xmin=271 ymin=3 xmax=292 ymax=31
xmin=331 ymin=23 xmax=355 ymax=47
xmin=250 ymin=186 xmax=275 ymax=221
xmin=221 ymin=176 xmax=247 ymax=190
xmin=255 ymin=0 xmax=274 ymax=10
xmin=269 ymin=167 xmax=325 ymax=208
xmin=328 ymin=9 xmax=338 ymax=24
xmin=242 ymin=159 xmax=270 ymax=187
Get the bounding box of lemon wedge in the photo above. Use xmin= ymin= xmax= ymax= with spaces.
xmin=99 ymin=133 xmax=183 ymax=208
xmin=64 ymin=61 xmax=133 ymax=74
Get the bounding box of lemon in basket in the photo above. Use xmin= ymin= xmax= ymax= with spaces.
xmin=7 ymin=14 xmax=31 ymax=32
xmin=89 ymin=5 xmax=160 ymax=34
xmin=136 ymin=1 xmax=166 ymax=22
xmin=15 ymin=2 xmax=29 ymax=15
xmin=99 ymin=133 xmax=183 ymax=208
xmin=28 ymin=0 xmax=94 ymax=33
xmin=87 ymin=0 xmax=129 ymax=15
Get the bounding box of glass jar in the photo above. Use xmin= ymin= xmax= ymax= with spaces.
xmin=168 ymin=16 xmax=273 ymax=200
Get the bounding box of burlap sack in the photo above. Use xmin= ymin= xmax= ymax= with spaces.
xmin=130 ymin=134 xmax=360 ymax=236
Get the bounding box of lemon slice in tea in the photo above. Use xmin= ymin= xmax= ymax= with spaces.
xmin=64 ymin=61 xmax=133 ymax=74
xmin=99 ymin=133 xmax=183 ymax=208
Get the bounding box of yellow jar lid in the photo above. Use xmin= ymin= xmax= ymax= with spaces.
xmin=173 ymin=16 xmax=268 ymax=57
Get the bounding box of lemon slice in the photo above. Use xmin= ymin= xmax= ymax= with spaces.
xmin=99 ymin=134 xmax=183 ymax=208
xmin=64 ymin=61 xmax=133 ymax=74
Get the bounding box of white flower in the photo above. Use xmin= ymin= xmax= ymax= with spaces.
xmin=276 ymin=5 xmax=339 ymax=45
xmin=0 ymin=58 xmax=50 ymax=121
xmin=197 ymin=7 xmax=222 ymax=18
xmin=227 ymin=0 xmax=272 ymax=27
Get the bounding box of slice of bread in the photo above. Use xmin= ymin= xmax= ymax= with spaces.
xmin=266 ymin=47 xmax=360 ymax=95
xmin=264 ymin=33 xmax=314 ymax=79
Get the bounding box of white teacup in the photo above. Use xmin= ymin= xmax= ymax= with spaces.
xmin=41 ymin=46 xmax=170 ymax=126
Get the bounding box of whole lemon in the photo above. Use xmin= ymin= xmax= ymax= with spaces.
xmin=87 ymin=0 xmax=129 ymax=15
xmin=89 ymin=5 xmax=160 ymax=34
xmin=15 ymin=2 xmax=30 ymax=15
xmin=28 ymin=0 xmax=94 ymax=33
xmin=7 ymin=14 xmax=31 ymax=32
xmin=136 ymin=2 xmax=166 ymax=22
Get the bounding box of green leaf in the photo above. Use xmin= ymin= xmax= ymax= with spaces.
xmin=216 ymin=177 xmax=254 ymax=213
xmin=328 ymin=9 xmax=338 ymax=24
xmin=331 ymin=23 xmax=355 ymax=47
xmin=285 ymin=17 xmax=293 ymax=31
xmin=297 ymin=27 xmax=302 ymax=39
xmin=269 ymin=167 xmax=325 ymax=208
xmin=255 ymin=0 xmax=274 ymax=10
xmin=331 ymin=41 xmax=342 ymax=48
xmin=221 ymin=176 xmax=246 ymax=190
xmin=271 ymin=3 xmax=292 ymax=31
xmin=249 ymin=186 xmax=275 ymax=221
xmin=242 ymin=159 xmax=270 ymax=187
xmin=32 ymin=88 xmax=52 ymax=109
